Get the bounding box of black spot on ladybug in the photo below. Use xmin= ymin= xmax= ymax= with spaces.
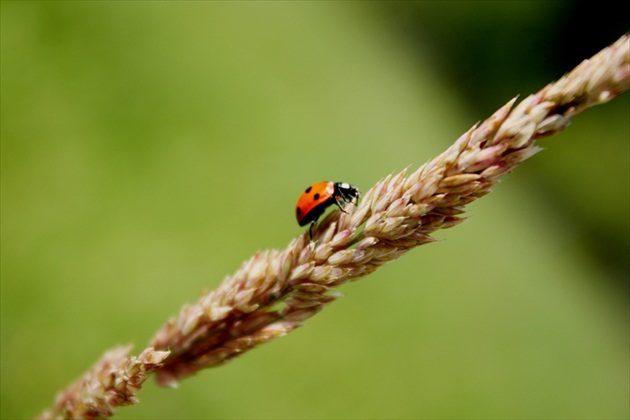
xmin=296 ymin=207 xmax=302 ymax=216
xmin=305 ymin=186 xmax=312 ymax=193
xmin=314 ymin=193 xmax=320 ymax=200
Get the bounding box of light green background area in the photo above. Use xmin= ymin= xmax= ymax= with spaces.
xmin=2 ymin=2 xmax=628 ymax=419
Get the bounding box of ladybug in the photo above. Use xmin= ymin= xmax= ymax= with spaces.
xmin=295 ymin=181 xmax=360 ymax=238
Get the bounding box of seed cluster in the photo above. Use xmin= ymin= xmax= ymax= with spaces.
xmin=149 ymin=34 xmax=630 ymax=387
xmin=38 ymin=347 xmax=169 ymax=419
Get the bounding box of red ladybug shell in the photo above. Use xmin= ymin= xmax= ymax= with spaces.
xmin=295 ymin=181 xmax=336 ymax=226
xmin=295 ymin=181 xmax=360 ymax=229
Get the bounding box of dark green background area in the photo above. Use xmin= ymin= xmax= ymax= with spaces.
xmin=1 ymin=2 xmax=628 ymax=419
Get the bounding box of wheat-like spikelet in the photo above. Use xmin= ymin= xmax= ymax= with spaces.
xmin=37 ymin=346 xmax=169 ymax=419
xmin=38 ymin=34 xmax=629 ymax=418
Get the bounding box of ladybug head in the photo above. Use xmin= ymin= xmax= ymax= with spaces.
xmin=333 ymin=182 xmax=360 ymax=203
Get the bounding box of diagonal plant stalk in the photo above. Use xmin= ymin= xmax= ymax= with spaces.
xmin=39 ymin=34 xmax=629 ymax=419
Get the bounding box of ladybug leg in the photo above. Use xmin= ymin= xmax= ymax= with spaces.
xmin=334 ymin=195 xmax=349 ymax=214
xmin=309 ymin=220 xmax=316 ymax=240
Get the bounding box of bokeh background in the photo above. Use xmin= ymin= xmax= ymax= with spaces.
xmin=2 ymin=1 xmax=628 ymax=419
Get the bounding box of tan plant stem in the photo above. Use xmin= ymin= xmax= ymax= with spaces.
xmin=38 ymin=34 xmax=629 ymax=418
xmin=37 ymin=347 xmax=169 ymax=419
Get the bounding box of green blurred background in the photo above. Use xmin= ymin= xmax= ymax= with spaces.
xmin=1 ymin=1 xmax=628 ymax=419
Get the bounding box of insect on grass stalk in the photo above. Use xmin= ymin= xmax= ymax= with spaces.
xmin=38 ymin=33 xmax=629 ymax=419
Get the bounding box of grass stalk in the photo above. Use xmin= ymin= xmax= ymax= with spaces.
xmin=38 ymin=33 xmax=629 ymax=419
